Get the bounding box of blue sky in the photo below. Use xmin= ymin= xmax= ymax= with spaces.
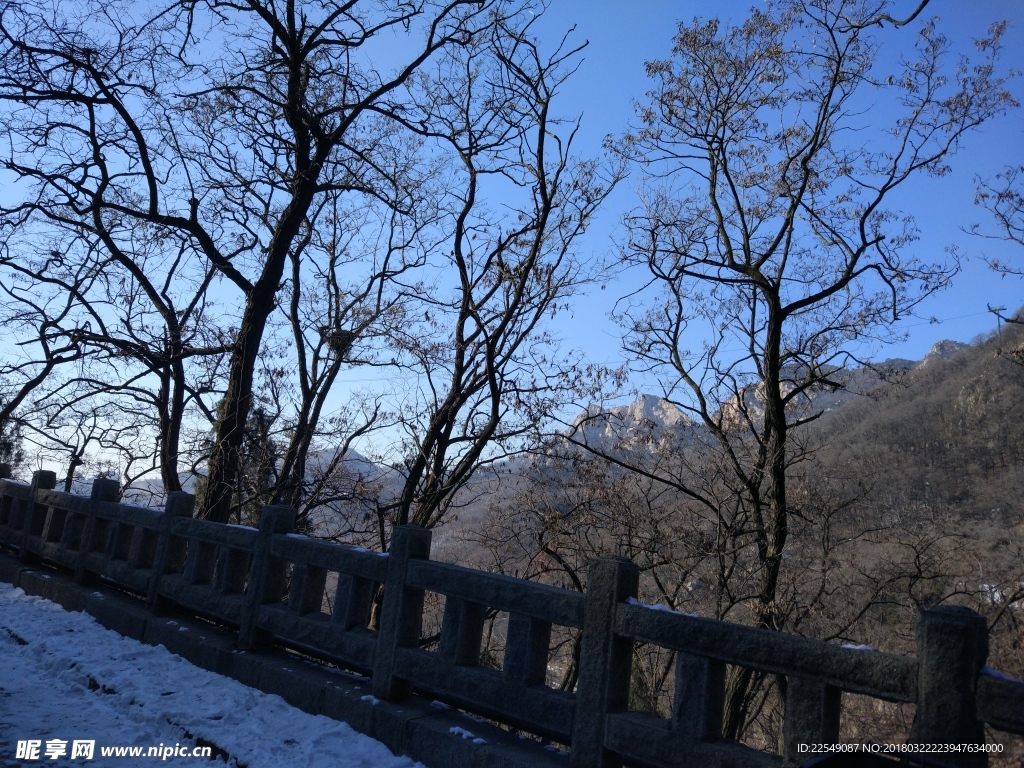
xmin=4 ymin=1 xmax=1022 ymax=473
xmin=523 ymin=1 xmax=1024 ymax=369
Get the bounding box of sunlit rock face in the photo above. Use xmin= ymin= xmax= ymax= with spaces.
xmin=921 ymin=339 xmax=968 ymax=366
xmin=568 ymin=394 xmax=694 ymax=454
xmin=568 ymin=343 xmax=953 ymax=449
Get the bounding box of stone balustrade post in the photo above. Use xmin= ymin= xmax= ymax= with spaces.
xmin=18 ymin=470 xmax=56 ymax=563
xmin=783 ymin=677 xmax=840 ymax=766
xmin=438 ymin=597 xmax=486 ymax=666
xmin=332 ymin=573 xmax=375 ymax=631
xmin=237 ymin=505 xmax=295 ymax=649
xmin=372 ymin=525 xmax=432 ymax=701
xmin=673 ymin=652 xmax=726 ymax=743
xmin=288 ymin=562 xmax=328 ymax=616
xmin=910 ymin=605 xmax=989 ymax=768
xmin=144 ymin=492 xmax=196 ymax=612
xmin=570 ymin=556 xmax=639 ymax=768
xmin=0 ymin=464 xmax=12 ymax=529
xmin=73 ymin=478 xmax=120 ymax=584
xmin=503 ymin=613 xmax=553 ymax=687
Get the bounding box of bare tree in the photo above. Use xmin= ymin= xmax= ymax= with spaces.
xmin=973 ymin=166 xmax=1024 ymax=362
xmin=567 ymin=0 xmax=1015 ymax=740
xmin=269 ymin=195 xmax=436 ymax=514
xmin=0 ymin=0 xmax=530 ymax=521
xmin=0 ymin=245 xmax=89 ymax=462
xmin=975 ymin=165 xmax=1024 ymax=275
xmin=0 ymin=215 xmax=228 ymax=494
xmin=378 ymin=17 xmax=622 ymax=533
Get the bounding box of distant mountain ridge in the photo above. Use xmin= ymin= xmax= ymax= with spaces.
xmin=562 ymin=343 xmax=968 ymax=456
xmin=119 ymin=336 xmax=1003 ymax=543
xmin=568 ymin=394 xmax=693 ymax=453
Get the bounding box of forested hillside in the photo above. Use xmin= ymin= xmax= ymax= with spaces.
xmin=448 ymin=324 xmax=1024 ymax=758
xmin=808 ymin=328 xmax=1024 ymax=527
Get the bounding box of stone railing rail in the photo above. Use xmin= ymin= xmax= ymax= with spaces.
xmin=0 ymin=467 xmax=1021 ymax=768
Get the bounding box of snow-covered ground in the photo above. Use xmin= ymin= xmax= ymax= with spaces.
xmin=0 ymin=584 xmax=424 ymax=768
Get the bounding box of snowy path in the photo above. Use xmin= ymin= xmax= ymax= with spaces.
xmin=0 ymin=585 xmax=424 ymax=768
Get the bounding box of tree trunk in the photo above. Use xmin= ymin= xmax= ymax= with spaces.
xmin=200 ymin=290 xmax=278 ymax=522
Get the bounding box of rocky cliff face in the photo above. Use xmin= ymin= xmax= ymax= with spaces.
xmin=564 ymin=344 xmax=959 ymax=453
xmin=568 ymin=394 xmax=692 ymax=451
xmin=921 ymin=339 xmax=969 ymax=366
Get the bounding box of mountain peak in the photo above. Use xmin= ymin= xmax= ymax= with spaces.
xmin=923 ymin=339 xmax=968 ymax=364
xmin=568 ymin=395 xmax=691 ymax=451
xmin=622 ymin=394 xmax=690 ymax=428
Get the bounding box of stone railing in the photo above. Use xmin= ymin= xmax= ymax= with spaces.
xmin=0 ymin=467 xmax=1021 ymax=768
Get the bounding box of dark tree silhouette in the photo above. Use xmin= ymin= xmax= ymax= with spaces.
xmin=0 ymin=0 xmax=578 ymax=520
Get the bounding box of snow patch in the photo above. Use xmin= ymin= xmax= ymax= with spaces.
xmin=982 ymin=666 xmax=1023 ymax=683
xmin=627 ymin=597 xmax=678 ymax=614
xmin=449 ymin=726 xmax=484 ymax=744
xmin=0 ymin=584 xmax=423 ymax=768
